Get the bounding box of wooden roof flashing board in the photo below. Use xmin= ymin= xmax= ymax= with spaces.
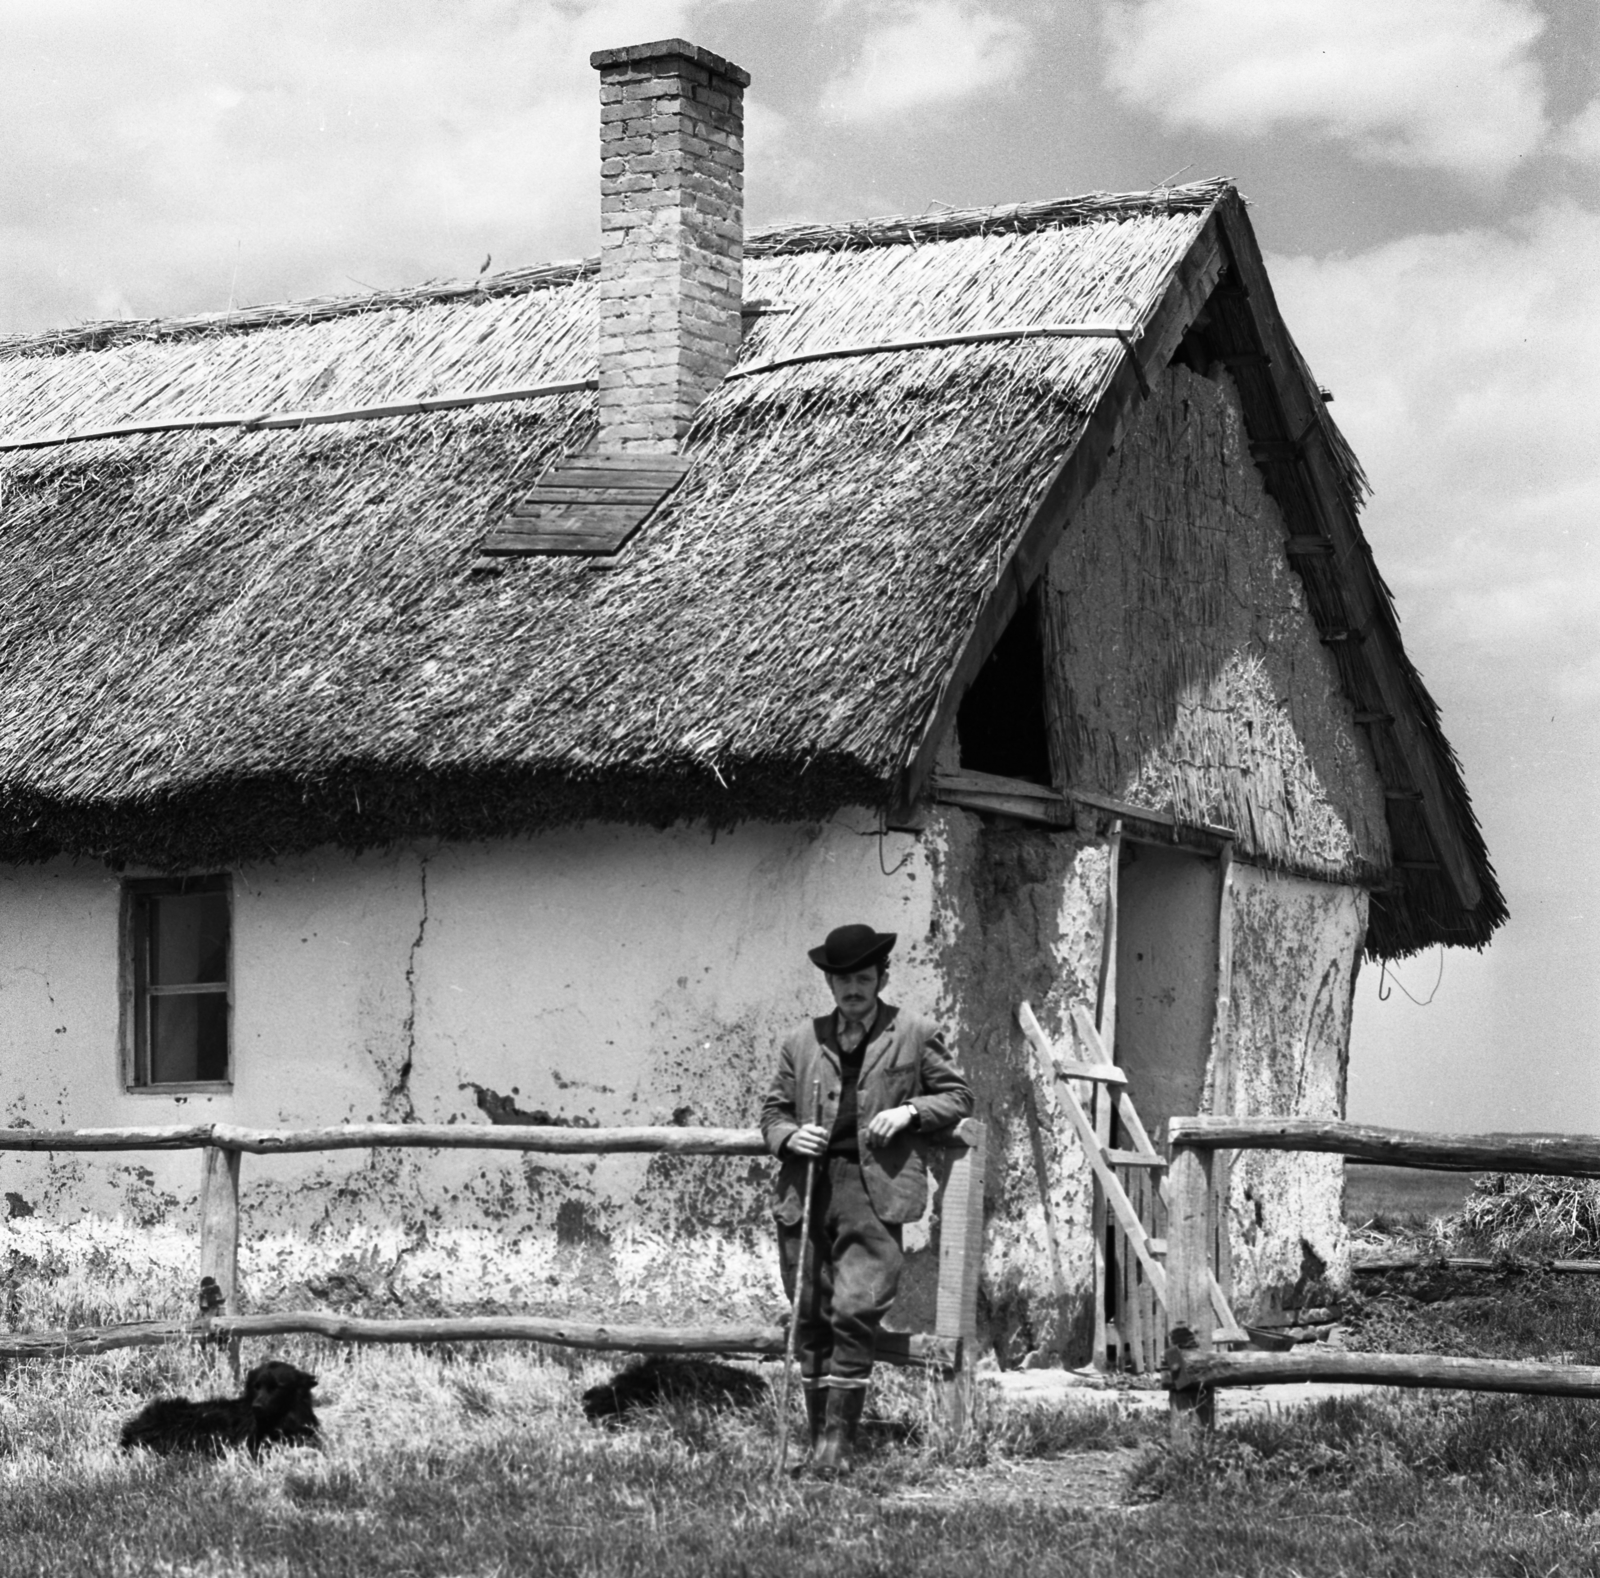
xmin=480 ymin=452 xmax=690 ymax=557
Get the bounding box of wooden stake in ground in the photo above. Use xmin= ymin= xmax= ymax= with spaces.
xmin=775 ymin=1081 xmax=820 ymax=1481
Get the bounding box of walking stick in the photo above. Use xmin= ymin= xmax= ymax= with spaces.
xmin=775 ymin=1079 xmax=820 ymax=1481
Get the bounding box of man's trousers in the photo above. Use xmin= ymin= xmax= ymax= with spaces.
xmin=777 ymin=1155 xmax=903 ymax=1388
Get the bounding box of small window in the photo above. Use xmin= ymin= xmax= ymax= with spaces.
xmin=123 ymin=876 xmax=231 ymax=1089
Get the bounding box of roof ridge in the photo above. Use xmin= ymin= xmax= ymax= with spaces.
xmin=0 ymin=180 xmax=1233 ymax=360
xmin=0 ymin=257 xmax=599 ymax=361
xmin=745 ymin=180 xmax=1236 ymax=257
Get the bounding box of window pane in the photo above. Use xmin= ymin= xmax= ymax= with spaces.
xmin=149 ymin=892 xmax=228 ymax=985
xmin=149 ymin=993 xmax=229 ymax=1084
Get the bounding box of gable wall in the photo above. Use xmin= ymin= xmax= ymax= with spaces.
xmin=1043 ymin=363 xmax=1391 ymax=880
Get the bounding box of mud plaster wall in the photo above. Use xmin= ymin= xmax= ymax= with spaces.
xmin=926 ymin=808 xmax=1111 ymax=1367
xmin=1216 ymin=864 xmax=1364 ymax=1317
xmin=0 ymin=813 xmax=955 ymax=1325
xmin=1042 ymin=364 xmax=1391 ymax=882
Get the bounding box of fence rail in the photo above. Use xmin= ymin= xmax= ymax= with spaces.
xmin=0 ymin=1123 xmax=768 ymax=1156
xmin=1166 ymin=1116 xmax=1600 ymax=1178
xmin=0 ymin=1315 xmax=955 ymax=1367
xmin=1168 ymin=1349 xmax=1600 ymax=1400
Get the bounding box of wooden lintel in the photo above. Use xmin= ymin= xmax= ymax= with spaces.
xmin=1105 ymin=1148 xmax=1164 ymax=1168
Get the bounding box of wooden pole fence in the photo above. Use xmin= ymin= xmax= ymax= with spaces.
xmin=0 ymin=1118 xmax=987 ymax=1401
xmin=1164 ymin=1111 xmax=1600 ymax=1422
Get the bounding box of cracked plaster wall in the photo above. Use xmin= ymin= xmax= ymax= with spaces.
xmin=1218 ymin=864 xmax=1363 ymax=1319
xmin=2 ymin=814 xmax=968 ymax=1328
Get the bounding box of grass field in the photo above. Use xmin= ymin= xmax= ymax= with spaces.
xmin=11 ymin=1174 xmax=1600 ymax=1575
xmin=1343 ymin=1163 xmax=1480 ymax=1227
xmin=10 ymin=1339 xmax=1600 ymax=1577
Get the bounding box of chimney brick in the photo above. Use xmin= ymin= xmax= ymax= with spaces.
xmin=591 ymin=39 xmax=749 ymax=454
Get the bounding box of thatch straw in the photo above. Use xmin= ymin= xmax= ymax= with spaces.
xmin=0 ymin=179 xmax=1499 ymax=956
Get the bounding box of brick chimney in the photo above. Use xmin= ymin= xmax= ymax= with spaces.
xmin=590 ymin=40 xmax=749 ymax=453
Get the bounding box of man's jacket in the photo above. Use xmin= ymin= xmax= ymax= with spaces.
xmin=760 ymin=1002 xmax=974 ymax=1226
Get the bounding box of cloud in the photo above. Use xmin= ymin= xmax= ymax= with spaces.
xmin=0 ymin=0 xmax=700 ymax=333
xmin=821 ymin=1 xmax=1029 ymax=123
xmin=1555 ymin=98 xmax=1600 ymax=162
xmin=1102 ymin=0 xmax=1548 ymax=179
xmin=1269 ymin=204 xmax=1600 ymax=684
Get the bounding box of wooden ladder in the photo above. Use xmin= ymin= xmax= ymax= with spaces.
xmin=1018 ymin=1001 xmax=1246 ymax=1372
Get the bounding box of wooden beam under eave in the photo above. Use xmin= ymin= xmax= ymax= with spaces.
xmin=1210 ymin=196 xmax=1483 ymax=915
xmin=895 ymin=215 xmax=1229 ymax=811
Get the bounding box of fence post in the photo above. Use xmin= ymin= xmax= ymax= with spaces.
xmin=1165 ymin=1137 xmax=1214 ymax=1428
xmin=199 ymin=1144 xmax=241 ymax=1311
xmin=935 ymin=1119 xmax=987 ymax=1431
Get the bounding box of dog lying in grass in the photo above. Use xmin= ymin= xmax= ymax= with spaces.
xmin=581 ymin=1357 xmax=769 ymax=1423
xmin=120 ymin=1360 xmax=321 ymax=1458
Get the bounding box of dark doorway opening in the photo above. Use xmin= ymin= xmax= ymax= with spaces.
xmin=956 ymin=590 xmax=1052 ymax=783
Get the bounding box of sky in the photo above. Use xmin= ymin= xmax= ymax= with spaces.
xmin=2 ymin=0 xmax=1596 ymax=1134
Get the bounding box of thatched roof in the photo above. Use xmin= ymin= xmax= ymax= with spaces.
xmin=0 ymin=180 xmax=1501 ymax=955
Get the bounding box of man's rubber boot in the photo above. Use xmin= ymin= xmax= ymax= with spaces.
xmin=811 ymin=1385 xmax=866 ymax=1478
xmin=788 ymin=1384 xmax=829 ymax=1476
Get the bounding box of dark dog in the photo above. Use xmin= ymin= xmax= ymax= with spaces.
xmin=581 ymin=1357 xmax=769 ymax=1423
xmin=120 ymin=1360 xmax=321 ymax=1458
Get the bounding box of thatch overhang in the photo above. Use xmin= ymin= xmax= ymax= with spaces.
xmin=0 ymin=181 xmax=1500 ymax=956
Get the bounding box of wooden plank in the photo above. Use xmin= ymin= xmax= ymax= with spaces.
xmin=1208 ymin=1275 xmax=1248 ymax=1344
xmin=1170 ymin=1349 xmax=1600 ymax=1399
xmin=1047 ymin=1067 xmax=1168 ymax=1301
xmin=933 ymin=768 xmax=1059 ymax=801
xmin=933 ymin=788 xmax=1072 ymax=827
xmin=482 ymin=526 xmax=635 ymax=555
xmin=1093 ymin=821 xmax=1121 ymax=1371
xmin=1212 ymin=196 xmax=1483 ymax=915
xmin=1166 ymin=1142 xmax=1215 ymax=1423
xmin=1055 ymin=1060 xmax=1128 ymax=1087
xmin=897 ymin=217 xmax=1228 ymax=810
xmin=934 ymin=1120 xmax=988 ymax=1427
xmin=1105 ymin=1148 xmax=1163 ymax=1168
xmin=198 ymin=1146 xmax=241 ymax=1316
xmin=1167 ymin=1115 xmax=1600 ymax=1178
xmin=1018 ymin=1029 xmax=1073 ymax=1358
xmin=1121 ymin=1166 xmax=1145 ymax=1371
xmin=934 ymin=1121 xmax=987 ymax=1342
xmin=1208 ymin=845 xmax=1236 ymax=1308
xmin=514 ymin=488 xmax=674 ymax=507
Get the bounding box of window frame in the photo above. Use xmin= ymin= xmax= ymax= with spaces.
xmin=120 ymin=874 xmax=234 ymax=1094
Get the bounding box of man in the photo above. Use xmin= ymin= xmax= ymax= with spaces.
xmin=761 ymin=923 xmax=974 ymax=1474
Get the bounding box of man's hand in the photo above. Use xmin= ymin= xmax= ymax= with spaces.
xmin=786 ymin=1123 xmax=829 ymax=1158
xmin=865 ymin=1105 xmax=916 ymax=1147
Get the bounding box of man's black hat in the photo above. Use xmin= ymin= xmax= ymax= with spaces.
xmin=808 ymin=923 xmax=896 ymax=974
